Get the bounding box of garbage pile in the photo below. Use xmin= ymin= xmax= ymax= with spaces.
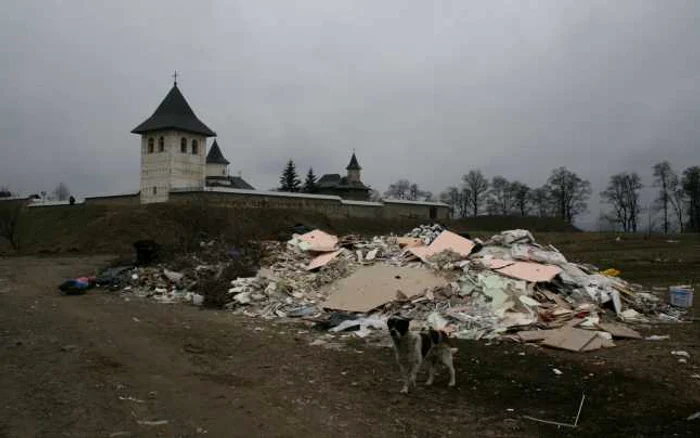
xmin=93 ymin=225 xmax=688 ymax=353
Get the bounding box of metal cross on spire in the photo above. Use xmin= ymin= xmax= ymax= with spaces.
xmin=172 ymin=70 xmax=179 ymax=86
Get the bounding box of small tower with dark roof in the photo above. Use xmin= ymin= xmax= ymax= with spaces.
xmin=346 ymin=151 xmax=362 ymax=183
xmin=206 ymin=139 xmax=230 ymax=177
xmin=204 ymin=140 xmax=256 ymax=190
xmin=131 ymin=79 xmax=216 ymax=203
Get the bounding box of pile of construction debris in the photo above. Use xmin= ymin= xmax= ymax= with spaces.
xmin=102 ymin=224 xmax=687 ymax=353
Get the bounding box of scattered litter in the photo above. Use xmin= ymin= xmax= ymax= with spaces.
xmin=645 ymin=335 xmax=670 ymax=341
xmin=523 ymin=393 xmax=586 ymax=428
xmin=136 ymin=420 xmax=169 ymax=426
xmin=601 ymin=268 xmax=621 ymax=277
xmin=552 ymin=368 xmax=563 ymax=375
xmin=669 ymin=285 xmax=694 ymax=308
xmin=58 ymin=276 xmax=96 ymax=295
xmin=93 ymin=225 xmax=687 ymax=351
xmin=688 ymin=411 xmax=700 ymax=421
xmin=118 ymin=396 xmax=145 ymax=404
xmin=671 ymin=351 xmax=690 ymax=358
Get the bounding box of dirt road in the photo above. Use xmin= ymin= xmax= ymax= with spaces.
xmin=1 ymin=256 xmax=699 ymax=437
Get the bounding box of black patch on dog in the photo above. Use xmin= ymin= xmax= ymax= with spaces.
xmin=419 ymin=332 xmax=432 ymax=358
xmin=387 ymin=317 xmax=410 ymax=336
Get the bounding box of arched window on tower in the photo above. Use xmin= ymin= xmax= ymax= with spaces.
xmin=191 ymin=139 xmax=199 ymax=155
xmin=148 ymin=138 xmax=154 ymax=154
xmin=158 ymin=136 xmax=165 ymax=152
xmin=180 ymin=137 xmax=187 ymax=153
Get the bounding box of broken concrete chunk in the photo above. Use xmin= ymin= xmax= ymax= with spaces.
xmin=365 ymin=249 xmax=378 ymax=261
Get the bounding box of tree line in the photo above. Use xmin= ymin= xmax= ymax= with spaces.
xmin=383 ymin=162 xmax=700 ymax=232
xmin=425 ymin=167 xmax=592 ymax=224
xmin=0 ymin=182 xmax=72 ymax=202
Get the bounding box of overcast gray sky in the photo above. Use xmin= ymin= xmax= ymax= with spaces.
xmin=2 ymin=0 xmax=699 ymax=227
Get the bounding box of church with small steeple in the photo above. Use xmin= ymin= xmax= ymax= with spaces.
xmin=316 ymin=152 xmax=371 ymax=201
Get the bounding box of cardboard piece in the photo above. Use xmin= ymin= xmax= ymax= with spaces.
xmin=396 ymin=237 xmax=424 ymax=248
xmin=298 ymin=230 xmax=339 ymax=252
xmin=596 ymin=323 xmax=642 ymax=339
xmin=321 ymin=264 xmax=447 ymax=313
xmin=408 ymin=231 xmax=475 ymax=262
xmin=517 ymin=330 xmax=554 ymax=342
xmin=486 ymin=258 xmax=516 ymax=269
xmin=306 ymin=250 xmax=342 ymax=271
xmin=541 ymin=328 xmax=599 ymax=352
xmin=495 ymin=262 xmax=562 ymax=283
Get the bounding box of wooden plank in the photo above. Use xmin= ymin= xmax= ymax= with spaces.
xmin=597 ymin=323 xmax=642 ymax=339
xmin=321 ymin=265 xmax=447 ymax=313
xmin=541 ymin=328 xmax=598 ymax=352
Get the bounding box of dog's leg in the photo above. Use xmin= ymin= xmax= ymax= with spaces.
xmin=425 ymin=358 xmax=435 ymax=386
xmin=399 ymin=364 xmax=411 ymax=394
xmin=408 ymin=360 xmax=420 ymax=390
xmin=440 ymin=349 xmax=456 ymax=387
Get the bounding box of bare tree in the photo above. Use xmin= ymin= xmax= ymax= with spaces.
xmin=529 ymin=187 xmax=551 ymax=217
xmin=544 ymin=167 xmax=591 ymax=223
xmin=600 ymin=172 xmax=643 ymax=232
xmin=487 ymin=176 xmax=513 ymax=215
xmin=461 ymin=170 xmax=489 ymax=217
xmin=0 ymin=187 xmax=11 ymax=198
xmin=0 ymin=201 xmax=22 ymax=250
xmin=384 ymin=179 xmax=411 ymax=200
xmin=368 ymin=189 xmax=382 ymax=202
xmin=669 ymin=178 xmax=686 ymax=232
xmin=511 ymin=181 xmax=531 ymax=216
xmin=440 ymin=186 xmax=461 ymax=217
xmin=409 ymin=183 xmax=421 ymax=201
xmin=53 ymin=182 xmax=71 ymax=201
xmin=682 ymin=166 xmax=700 ymax=232
xmin=652 ymin=161 xmax=676 ymax=233
xmin=385 ymin=180 xmax=430 ymax=201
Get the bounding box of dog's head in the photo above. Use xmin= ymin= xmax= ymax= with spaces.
xmin=387 ymin=316 xmax=411 ymax=340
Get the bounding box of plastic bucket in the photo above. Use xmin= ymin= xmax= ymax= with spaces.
xmin=669 ymin=285 xmax=694 ymax=308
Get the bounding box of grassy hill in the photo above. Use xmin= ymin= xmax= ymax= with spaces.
xmin=3 ymin=204 xmax=576 ymax=256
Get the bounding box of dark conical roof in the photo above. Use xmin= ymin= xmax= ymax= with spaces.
xmin=131 ymin=84 xmax=216 ymax=137
xmin=346 ymin=152 xmax=361 ymax=170
xmin=206 ymin=140 xmax=230 ymax=165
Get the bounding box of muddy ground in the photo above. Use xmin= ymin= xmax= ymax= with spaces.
xmin=1 ymin=256 xmax=699 ymax=437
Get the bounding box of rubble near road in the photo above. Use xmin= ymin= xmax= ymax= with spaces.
xmin=95 ymin=224 xmax=688 ymax=353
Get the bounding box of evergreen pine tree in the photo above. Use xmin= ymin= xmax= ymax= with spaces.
xmin=279 ymin=160 xmax=301 ymax=192
xmin=303 ymin=168 xmax=318 ymax=193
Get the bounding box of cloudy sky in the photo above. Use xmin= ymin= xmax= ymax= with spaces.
xmin=1 ymin=0 xmax=699 ymax=226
